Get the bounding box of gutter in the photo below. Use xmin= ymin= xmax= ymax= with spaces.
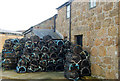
xmin=22 ymin=27 xmax=33 ymax=35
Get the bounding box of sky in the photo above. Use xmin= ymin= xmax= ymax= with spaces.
xmin=0 ymin=0 xmax=68 ymax=31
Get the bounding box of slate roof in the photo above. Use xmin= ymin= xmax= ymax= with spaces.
xmin=56 ymin=1 xmax=69 ymax=10
xmin=56 ymin=0 xmax=74 ymax=10
xmin=33 ymin=29 xmax=62 ymax=39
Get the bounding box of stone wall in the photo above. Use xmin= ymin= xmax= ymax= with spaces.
xmin=34 ymin=16 xmax=55 ymax=30
xmin=0 ymin=34 xmax=23 ymax=52
xmin=24 ymin=16 xmax=55 ymax=38
xmin=118 ymin=1 xmax=120 ymax=79
xmin=56 ymin=1 xmax=120 ymax=79
xmin=56 ymin=7 xmax=69 ymax=39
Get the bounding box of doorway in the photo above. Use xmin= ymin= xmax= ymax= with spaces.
xmin=75 ymin=35 xmax=83 ymax=46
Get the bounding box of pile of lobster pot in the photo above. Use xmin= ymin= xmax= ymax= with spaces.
xmin=64 ymin=45 xmax=91 ymax=81
xmin=2 ymin=35 xmax=69 ymax=72
xmin=2 ymin=35 xmax=91 ymax=80
xmin=2 ymin=38 xmax=25 ymax=70
xmin=16 ymin=35 xmax=67 ymax=73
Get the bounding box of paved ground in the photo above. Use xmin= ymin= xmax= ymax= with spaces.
xmin=1 ymin=70 xmax=65 ymax=79
xmin=1 ymin=70 xmax=98 ymax=81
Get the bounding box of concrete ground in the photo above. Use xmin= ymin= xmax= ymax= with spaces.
xmin=1 ymin=70 xmax=66 ymax=79
xmin=1 ymin=70 xmax=98 ymax=81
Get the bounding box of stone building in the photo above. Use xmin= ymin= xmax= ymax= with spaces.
xmin=34 ymin=14 xmax=57 ymax=31
xmin=23 ymin=14 xmax=59 ymax=38
xmin=0 ymin=29 xmax=23 ymax=52
xmin=56 ymin=0 xmax=120 ymax=79
xmin=23 ymin=15 xmax=62 ymax=39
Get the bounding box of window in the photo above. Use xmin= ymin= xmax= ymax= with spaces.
xmin=66 ymin=5 xmax=70 ymax=18
xmin=89 ymin=0 xmax=96 ymax=9
xmin=75 ymin=35 xmax=83 ymax=47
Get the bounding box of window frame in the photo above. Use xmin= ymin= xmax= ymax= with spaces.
xmin=89 ymin=0 xmax=96 ymax=9
xmin=66 ymin=4 xmax=71 ymax=19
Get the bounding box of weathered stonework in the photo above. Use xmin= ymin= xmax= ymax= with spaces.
xmin=34 ymin=15 xmax=56 ymax=30
xmin=118 ymin=1 xmax=120 ymax=79
xmin=56 ymin=7 xmax=69 ymax=38
xmin=56 ymin=0 xmax=120 ymax=79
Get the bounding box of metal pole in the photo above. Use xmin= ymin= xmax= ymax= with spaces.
xmin=69 ymin=3 xmax=71 ymax=42
xmin=54 ymin=14 xmax=57 ymax=32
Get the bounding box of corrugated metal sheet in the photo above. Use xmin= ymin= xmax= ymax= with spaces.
xmin=33 ymin=29 xmax=62 ymax=39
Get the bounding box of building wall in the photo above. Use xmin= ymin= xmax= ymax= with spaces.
xmin=118 ymin=1 xmax=120 ymax=79
xmin=56 ymin=7 xmax=69 ymax=39
xmin=34 ymin=17 xmax=55 ymax=30
xmin=56 ymin=1 xmax=119 ymax=79
xmin=0 ymin=34 xmax=23 ymax=52
xmin=24 ymin=16 xmax=56 ymax=38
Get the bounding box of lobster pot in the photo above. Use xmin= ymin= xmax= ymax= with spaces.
xmin=55 ymin=64 xmax=64 ymax=71
xmin=47 ymin=40 xmax=57 ymax=47
xmin=50 ymin=53 xmax=58 ymax=60
xmin=2 ymin=34 xmax=91 ymax=80
xmin=80 ymin=67 xmax=91 ymax=76
xmin=56 ymin=40 xmax=64 ymax=47
xmin=16 ymin=66 xmax=27 ymax=73
xmin=15 ymin=35 xmax=66 ymax=73
xmin=30 ymin=35 xmax=40 ymax=43
xmin=2 ymin=51 xmax=17 ymax=70
xmin=49 ymin=46 xmax=57 ymax=53
xmin=27 ymin=65 xmax=42 ymax=73
xmin=73 ymin=45 xmax=83 ymax=54
xmin=2 ymin=51 xmax=16 ymax=59
xmin=64 ymin=71 xmax=79 ymax=81
xmin=58 ymin=52 xmax=65 ymax=59
xmin=2 ymin=58 xmax=17 ymax=70
xmin=80 ymin=59 xmax=90 ymax=68
xmin=64 ymin=45 xmax=91 ymax=81
xmin=46 ymin=64 xmax=55 ymax=72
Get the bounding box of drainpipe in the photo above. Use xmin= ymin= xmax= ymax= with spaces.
xmin=69 ymin=3 xmax=72 ymax=42
xmin=54 ymin=14 xmax=57 ymax=32
xmin=31 ymin=26 xmax=33 ymax=36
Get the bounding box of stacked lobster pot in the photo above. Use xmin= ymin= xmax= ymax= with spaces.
xmin=2 ymin=38 xmax=25 ymax=70
xmin=16 ymin=35 xmax=67 ymax=73
xmin=16 ymin=36 xmax=41 ymax=73
xmin=64 ymin=45 xmax=91 ymax=81
xmin=2 ymin=35 xmax=91 ymax=81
